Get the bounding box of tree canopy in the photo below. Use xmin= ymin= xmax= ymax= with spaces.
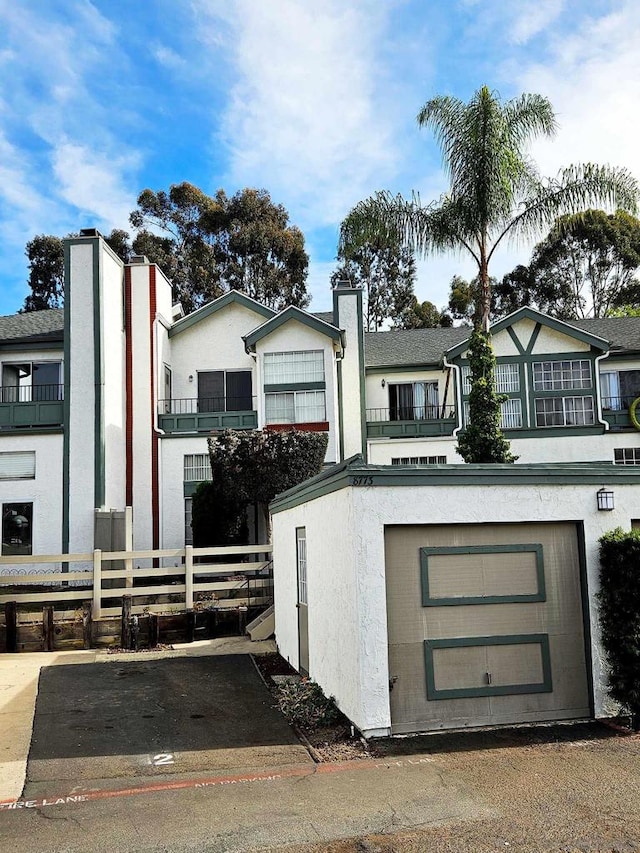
xmin=130 ymin=184 xmax=309 ymax=314
xmin=331 ymin=238 xmax=417 ymax=331
xmin=205 ymin=429 xmax=328 ymax=541
xmin=497 ymin=210 xmax=640 ymax=319
xmin=21 ymin=184 xmax=310 ymax=316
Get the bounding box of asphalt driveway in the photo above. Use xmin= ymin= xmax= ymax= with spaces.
xmin=24 ymin=648 xmax=312 ymax=799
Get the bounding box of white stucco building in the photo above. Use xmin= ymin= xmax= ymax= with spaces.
xmin=2 ymin=229 xmax=640 ymax=735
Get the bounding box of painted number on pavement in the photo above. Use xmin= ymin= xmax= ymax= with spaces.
xmin=151 ymin=753 xmax=175 ymax=766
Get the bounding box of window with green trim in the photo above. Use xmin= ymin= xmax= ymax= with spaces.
xmin=533 ymin=359 xmax=591 ymax=391
xmin=614 ymin=447 xmax=640 ymax=465
xmin=535 ymin=395 xmax=594 ymax=426
xmin=265 ymin=390 xmax=326 ymax=424
xmin=264 ymin=351 xmax=324 ymax=384
xmin=464 ymin=397 xmax=522 ymax=429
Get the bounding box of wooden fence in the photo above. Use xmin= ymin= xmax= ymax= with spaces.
xmin=0 ymin=543 xmax=273 ymax=620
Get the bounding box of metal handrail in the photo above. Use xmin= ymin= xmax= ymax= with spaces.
xmin=158 ymin=396 xmax=257 ymax=415
xmin=0 ymin=384 xmax=64 ymax=403
xmin=366 ymin=404 xmax=456 ymax=423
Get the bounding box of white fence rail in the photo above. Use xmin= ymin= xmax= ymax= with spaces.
xmin=0 ymin=544 xmax=273 ymax=619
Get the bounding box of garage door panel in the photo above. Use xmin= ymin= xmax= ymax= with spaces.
xmin=420 ymin=602 xmax=545 ymax=641
xmin=389 ymin=642 xmax=491 ymax=733
xmin=385 ymin=522 xmax=590 ymax=732
xmin=423 ymin=546 xmax=543 ymax=605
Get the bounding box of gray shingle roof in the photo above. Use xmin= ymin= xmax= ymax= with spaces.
xmin=312 ymin=311 xmax=335 ymax=325
xmin=364 ymin=316 xmax=640 ymax=368
xmin=0 ymin=309 xmax=64 ymax=346
xmin=364 ymin=327 xmax=470 ymax=368
xmin=569 ymin=317 xmax=640 ymax=353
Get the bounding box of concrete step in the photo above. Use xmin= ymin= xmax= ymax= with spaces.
xmin=246 ymin=604 xmax=275 ymax=641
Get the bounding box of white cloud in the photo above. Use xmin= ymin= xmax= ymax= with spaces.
xmin=193 ymin=0 xmax=404 ymax=227
xmin=52 ymin=141 xmax=138 ymax=230
xmin=511 ymin=3 xmax=640 ymax=187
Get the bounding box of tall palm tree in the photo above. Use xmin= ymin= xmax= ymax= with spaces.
xmin=340 ymin=86 xmax=638 ymax=332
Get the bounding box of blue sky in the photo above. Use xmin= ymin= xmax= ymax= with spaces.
xmin=1 ymin=0 xmax=639 ymax=316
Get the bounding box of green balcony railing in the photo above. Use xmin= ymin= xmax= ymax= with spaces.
xmin=366 ymin=405 xmax=457 ymax=438
xmin=158 ymin=396 xmax=258 ymax=433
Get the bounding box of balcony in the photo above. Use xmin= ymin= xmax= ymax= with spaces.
xmin=601 ymin=395 xmax=637 ymax=430
xmin=158 ymin=396 xmax=258 ymax=434
xmin=0 ymin=385 xmax=64 ymax=430
xmin=366 ymin=405 xmax=457 ymax=438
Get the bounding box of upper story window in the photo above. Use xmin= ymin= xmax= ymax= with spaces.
xmin=533 ymin=359 xmax=591 ymax=391
xmin=197 ymin=370 xmax=252 ymax=413
xmin=535 ymin=395 xmax=594 ymax=427
xmin=1 ymin=362 xmax=62 ymax=402
xmin=460 ymin=363 xmax=519 ymax=395
xmin=464 ymin=398 xmax=523 ymax=430
xmin=264 ymin=351 xmax=324 ymax=385
xmin=265 ymin=390 xmax=326 ymax=424
xmin=389 ymin=382 xmax=438 ymax=421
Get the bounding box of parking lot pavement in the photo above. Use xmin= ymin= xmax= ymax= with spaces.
xmin=22 ymin=643 xmax=311 ymax=798
xmin=0 ymin=636 xmax=301 ymax=802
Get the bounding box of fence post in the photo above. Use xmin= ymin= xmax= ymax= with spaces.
xmin=43 ymin=605 xmax=55 ymax=652
xmin=124 ymin=506 xmax=133 ymax=590
xmin=82 ymin=601 xmax=92 ymax=650
xmin=121 ymin=595 xmax=132 ymax=649
xmin=5 ymin=602 xmax=17 ymax=653
xmin=93 ymin=549 xmax=102 ymax=620
xmin=185 ymin=545 xmax=194 ymax=610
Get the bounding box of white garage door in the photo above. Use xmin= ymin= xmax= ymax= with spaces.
xmin=385 ymin=522 xmax=591 ymax=734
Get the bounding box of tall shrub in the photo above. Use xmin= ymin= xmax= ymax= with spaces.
xmin=598 ymin=527 xmax=640 ymax=729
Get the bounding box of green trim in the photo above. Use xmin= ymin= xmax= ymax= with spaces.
xmin=357 ymin=289 xmax=368 ymax=462
xmin=576 ymin=522 xmax=595 ymax=718
xmin=62 ymin=242 xmax=71 ymax=554
xmin=366 ymin=418 xmax=456 ymax=438
xmin=420 ymin=544 xmax=545 ymax=606
xmin=506 ymin=326 xmax=526 ymax=355
xmin=424 ymin=634 xmax=552 ymax=700
xmin=243 ymin=305 xmax=344 ymax=351
xmin=366 ymin=363 xmax=442 ymax=374
xmin=336 ymin=356 xmax=345 ymax=461
xmin=0 ymin=426 xmax=63 ymax=435
xmin=264 ymin=381 xmax=325 ymax=393
xmin=0 ymin=400 xmax=64 ymax=429
xmin=526 ymin=323 xmax=542 ymax=354
xmin=92 ymin=240 xmax=105 ymax=509
xmin=601 ymin=351 xmax=640 ymax=362
xmin=169 ymin=290 xmax=275 ymax=337
xmin=505 ymin=425 xmax=605 ymax=438
xmin=446 ymin=307 xmax=608 ymax=360
xmin=270 ymin=457 xmax=640 ymax=513
xmin=457 ymin=351 xmax=597 ymax=366
xmin=159 ymin=410 xmax=258 ymax=433
xmin=0 ymin=341 xmax=64 ymax=352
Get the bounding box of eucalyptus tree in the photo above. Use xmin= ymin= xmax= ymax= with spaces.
xmin=340 ymin=86 xmax=638 ymax=333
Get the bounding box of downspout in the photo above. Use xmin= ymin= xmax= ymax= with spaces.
xmin=595 ymin=350 xmax=611 ymax=431
xmin=443 ymin=354 xmax=463 ymax=437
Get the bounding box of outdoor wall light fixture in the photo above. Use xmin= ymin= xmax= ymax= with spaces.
xmin=597 ymin=488 xmax=615 ymax=511
xmin=188 ymin=374 xmax=194 ymax=382
xmin=381 ymin=379 xmax=386 ymax=388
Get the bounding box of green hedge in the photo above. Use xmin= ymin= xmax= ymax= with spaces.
xmin=598 ymin=527 xmax=640 ymax=729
